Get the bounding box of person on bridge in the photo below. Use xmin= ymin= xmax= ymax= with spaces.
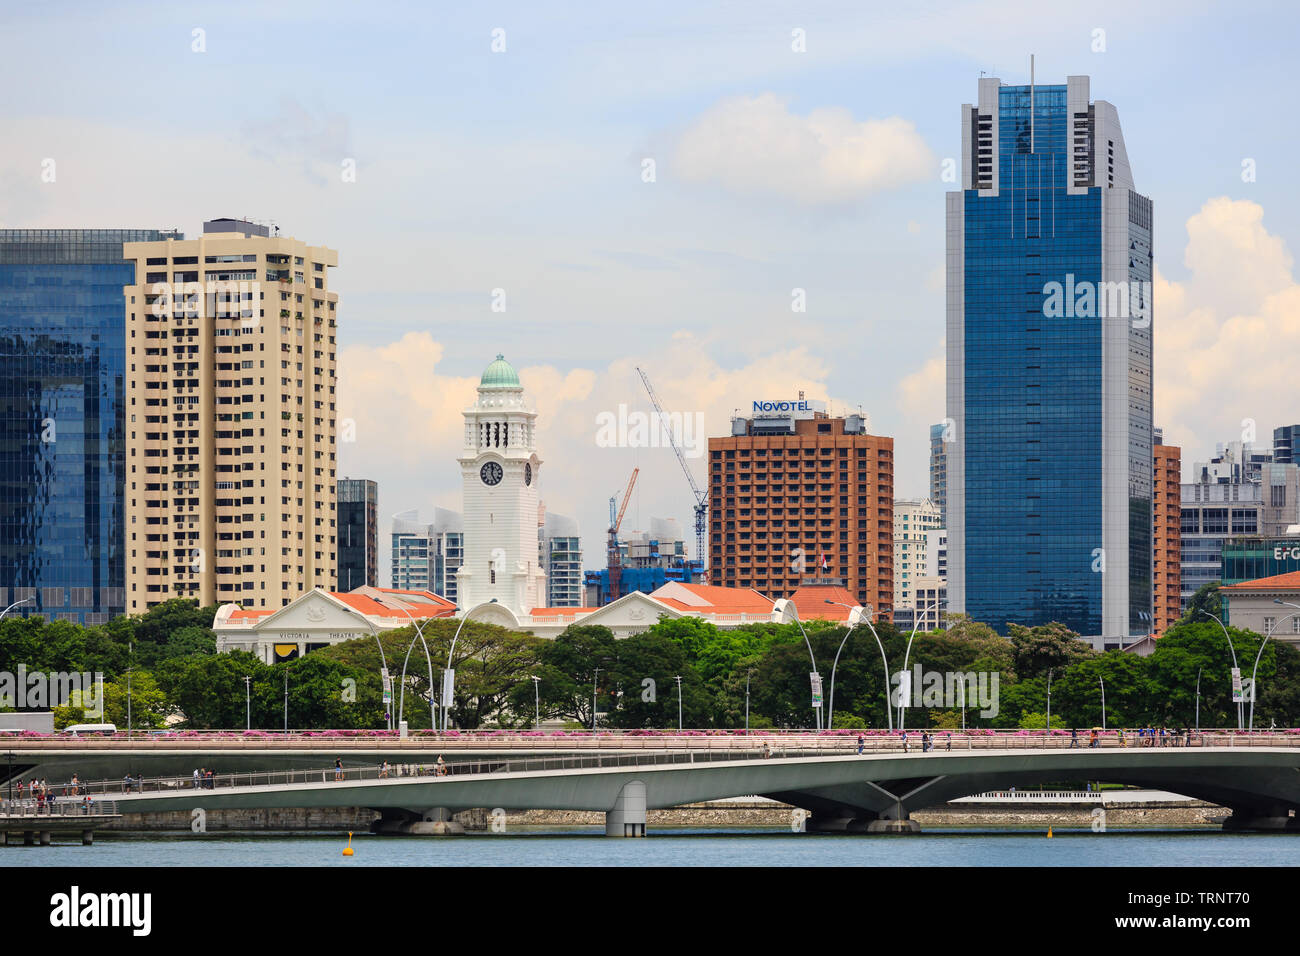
xmin=1069 ymin=729 xmax=1079 ymax=748
xmin=857 ymin=735 xmax=864 ymax=755
xmin=435 ymin=756 xmax=447 ymax=777
xmin=193 ymin=768 xmax=200 ymax=789
xmin=334 ymin=759 xmax=344 ymax=781
xmin=900 ymin=732 xmax=910 ymax=753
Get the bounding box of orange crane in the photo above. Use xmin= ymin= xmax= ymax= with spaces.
xmin=607 ymin=468 xmax=639 ymax=604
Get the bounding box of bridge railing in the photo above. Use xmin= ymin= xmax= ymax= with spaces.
xmin=0 ymin=798 xmax=118 ymax=818
xmin=11 ymin=729 xmax=1300 ymax=751
xmin=34 ymin=732 xmax=1300 ymax=799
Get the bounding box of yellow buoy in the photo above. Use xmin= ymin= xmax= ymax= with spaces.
xmin=1046 ymin=827 xmax=1053 ymax=838
xmin=343 ymin=831 xmax=354 ymax=856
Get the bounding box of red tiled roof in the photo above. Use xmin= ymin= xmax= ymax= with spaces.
xmin=1221 ymin=571 xmax=1300 ymax=591
xmin=787 ymin=584 xmax=860 ymax=621
xmin=650 ymin=582 xmax=773 ymax=614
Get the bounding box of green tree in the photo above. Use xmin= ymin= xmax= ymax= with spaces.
xmin=1179 ymin=581 xmax=1223 ymax=627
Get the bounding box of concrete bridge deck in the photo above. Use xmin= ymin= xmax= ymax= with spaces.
xmin=75 ymin=744 xmax=1300 ymax=836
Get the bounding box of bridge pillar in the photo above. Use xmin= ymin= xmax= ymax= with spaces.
xmin=82 ymin=830 xmax=94 ymax=846
xmin=39 ymin=830 xmax=51 ymax=846
xmin=605 ymin=780 xmax=647 ymax=837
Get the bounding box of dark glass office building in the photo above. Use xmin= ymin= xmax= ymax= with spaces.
xmin=337 ymin=478 xmax=378 ymax=590
xmin=945 ymin=75 xmax=1153 ymax=646
xmin=0 ymin=228 xmax=178 ymax=624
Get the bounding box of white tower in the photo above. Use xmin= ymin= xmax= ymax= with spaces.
xmin=456 ymin=355 xmax=546 ymax=614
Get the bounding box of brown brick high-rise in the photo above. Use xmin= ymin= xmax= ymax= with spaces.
xmin=1152 ymin=443 xmax=1182 ymax=635
xmin=708 ymin=410 xmax=893 ymax=616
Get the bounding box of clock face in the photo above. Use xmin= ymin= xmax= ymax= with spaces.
xmin=525 ymin=463 xmax=532 ymax=486
xmin=480 ymin=461 xmax=503 ymax=486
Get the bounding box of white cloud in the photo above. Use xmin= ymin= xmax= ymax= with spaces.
xmin=1156 ymin=197 xmax=1300 ymax=473
xmin=671 ymin=93 xmax=934 ymax=204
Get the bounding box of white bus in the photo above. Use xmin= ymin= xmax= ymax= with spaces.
xmin=61 ymin=723 xmax=117 ymax=736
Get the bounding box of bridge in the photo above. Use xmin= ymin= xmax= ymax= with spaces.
xmin=57 ymin=736 xmax=1300 ymax=836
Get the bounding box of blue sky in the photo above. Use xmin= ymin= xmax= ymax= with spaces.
xmin=5 ymin=0 xmax=1299 ymax=573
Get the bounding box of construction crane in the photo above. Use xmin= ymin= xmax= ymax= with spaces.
xmin=635 ymin=367 xmax=708 ymax=576
xmin=607 ymin=468 xmax=639 ymax=604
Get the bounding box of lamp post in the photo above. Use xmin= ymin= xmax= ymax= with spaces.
xmin=592 ymin=666 xmax=603 ymax=733
xmin=1251 ymin=601 xmax=1300 ymax=731
xmin=898 ymin=601 xmax=940 ymax=732
xmin=5 ymin=751 xmax=13 ymax=803
xmin=1199 ymin=609 xmax=1243 ymax=730
xmin=826 ymin=600 xmax=892 ymax=731
xmin=772 ymin=599 xmax=821 ymax=730
xmin=674 ymin=675 xmax=683 ymax=730
xmin=243 ymin=676 xmax=251 ymax=731
xmin=744 ymin=670 xmax=751 ymax=733
xmin=443 ymin=599 xmax=498 ymax=731
xmin=530 ymin=675 xmax=541 ymax=729
xmin=1194 ymin=666 xmax=1202 ymax=733
xmin=1099 ymin=677 xmax=1106 ymax=731
xmin=283 ymin=668 xmax=288 ymax=733
xmin=396 ymin=608 xmax=436 ymax=732
xmin=127 ymin=641 xmax=133 ymax=739
xmin=956 ymin=673 xmax=967 ymax=731
xmin=364 ymin=627 xmax=393 ymax=731
xmin=1046 ymin=668 xmax=1053 ymax=733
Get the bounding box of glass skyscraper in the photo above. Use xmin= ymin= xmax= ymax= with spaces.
xmin=945 ymin=75 xmax=1153 ymax=646
xmin=0 ymin=228 xmax=178 ymax=624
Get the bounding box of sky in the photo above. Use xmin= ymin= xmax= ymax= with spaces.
xmin=4 ymin=0 xmax=1300 ymax=580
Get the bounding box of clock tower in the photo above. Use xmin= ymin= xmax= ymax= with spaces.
xmin=456 ymin=354 xmax=545 ymax=614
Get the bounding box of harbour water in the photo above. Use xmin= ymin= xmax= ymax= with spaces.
xmin=4 ymin=827 xmax=1296 ymax=866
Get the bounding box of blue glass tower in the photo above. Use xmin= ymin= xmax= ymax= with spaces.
xmin=0 ymin=228 xmax=179 ymax=624
xmin=945 ymin=75 xmax=1153 ymax=647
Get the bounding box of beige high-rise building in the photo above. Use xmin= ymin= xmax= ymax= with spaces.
xmin=123 ymin=218 xmax=339 ymax=612
xmin=893 ymin=497 xmax=942 ymax=610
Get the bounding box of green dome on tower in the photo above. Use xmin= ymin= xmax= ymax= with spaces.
xmin=479 ymin=353 xmax=520 ymax=389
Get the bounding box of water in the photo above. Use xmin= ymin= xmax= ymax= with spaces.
xmin=3 ymin=827 xmax=1296 ymax=866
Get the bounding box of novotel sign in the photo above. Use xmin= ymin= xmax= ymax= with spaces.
xmin=752 ymin=399 xmax=825 ymax=416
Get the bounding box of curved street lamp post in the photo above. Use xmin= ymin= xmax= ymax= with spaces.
xmin=898 ymin=601 xmax=940 ymax=732
xmin=396 ymin=608 xmax=437 ymax=734
xmin=824 ymin=601 xmax=893 ymax=731
xmin=772 ymin=600 xmax=822 ymax=730
xmin=442 ymin=599 xmax=499 ymax=731
xmin=1251 ymin=601 xmax=1300 ymax=731
xmin=1199 ymin=609 xmax=1244 ymax=730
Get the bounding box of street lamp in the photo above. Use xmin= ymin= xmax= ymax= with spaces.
xmin=395 ymin=608 xmax=436 ymax=732
xmin=243 ymin=676 xmax=251 ymax=731
xmin=0 ymin=597 xmax=33 ymax=620
xmin=127 ymin=641 xmax=133 ymax=739
xmin=1099 ymin=677 xmax=1106 ymax=731
xmin=1252 ymin=601 xmax=1300 ymax=731
xmin=1046 ymin=668 xmax=1053 ymax=733
xmin=674 ymin=675 xmax=683 ymax=730
xmin=1195 ymin=666 xmax=1202 ymax=733
xmin=772 ymin=599 xmax=821 ymax=730
xmin=898 ymin=601 xmax=940 ymax=732
xmin=592 ymin=666 xmax=604 ymax=733
xmin=530 ymin=675 xmax=541 ymax=729
xmin=1199 ymin=609 xmax=1243 ymax=730
xmin=744 ymin=669 xmax=751 ymax=733
xmin=283 ymin=668 xmax=288 ymax=733
xmin=443 ymin=599 xmax=499 ymax=731
xmin=5 ymin=751 xmax=13 ymax=803
xmin=824 ymin=601 xmax=892 ymax=731
xmin=956 ymin=673 xmax=967 ymax=731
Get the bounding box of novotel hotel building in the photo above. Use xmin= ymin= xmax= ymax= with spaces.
xmin=707 ymin=400 xmax=894 ymax=616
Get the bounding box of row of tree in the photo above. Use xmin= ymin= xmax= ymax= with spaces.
xmin=6 ymin=595 xmax=1299 ymax=731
